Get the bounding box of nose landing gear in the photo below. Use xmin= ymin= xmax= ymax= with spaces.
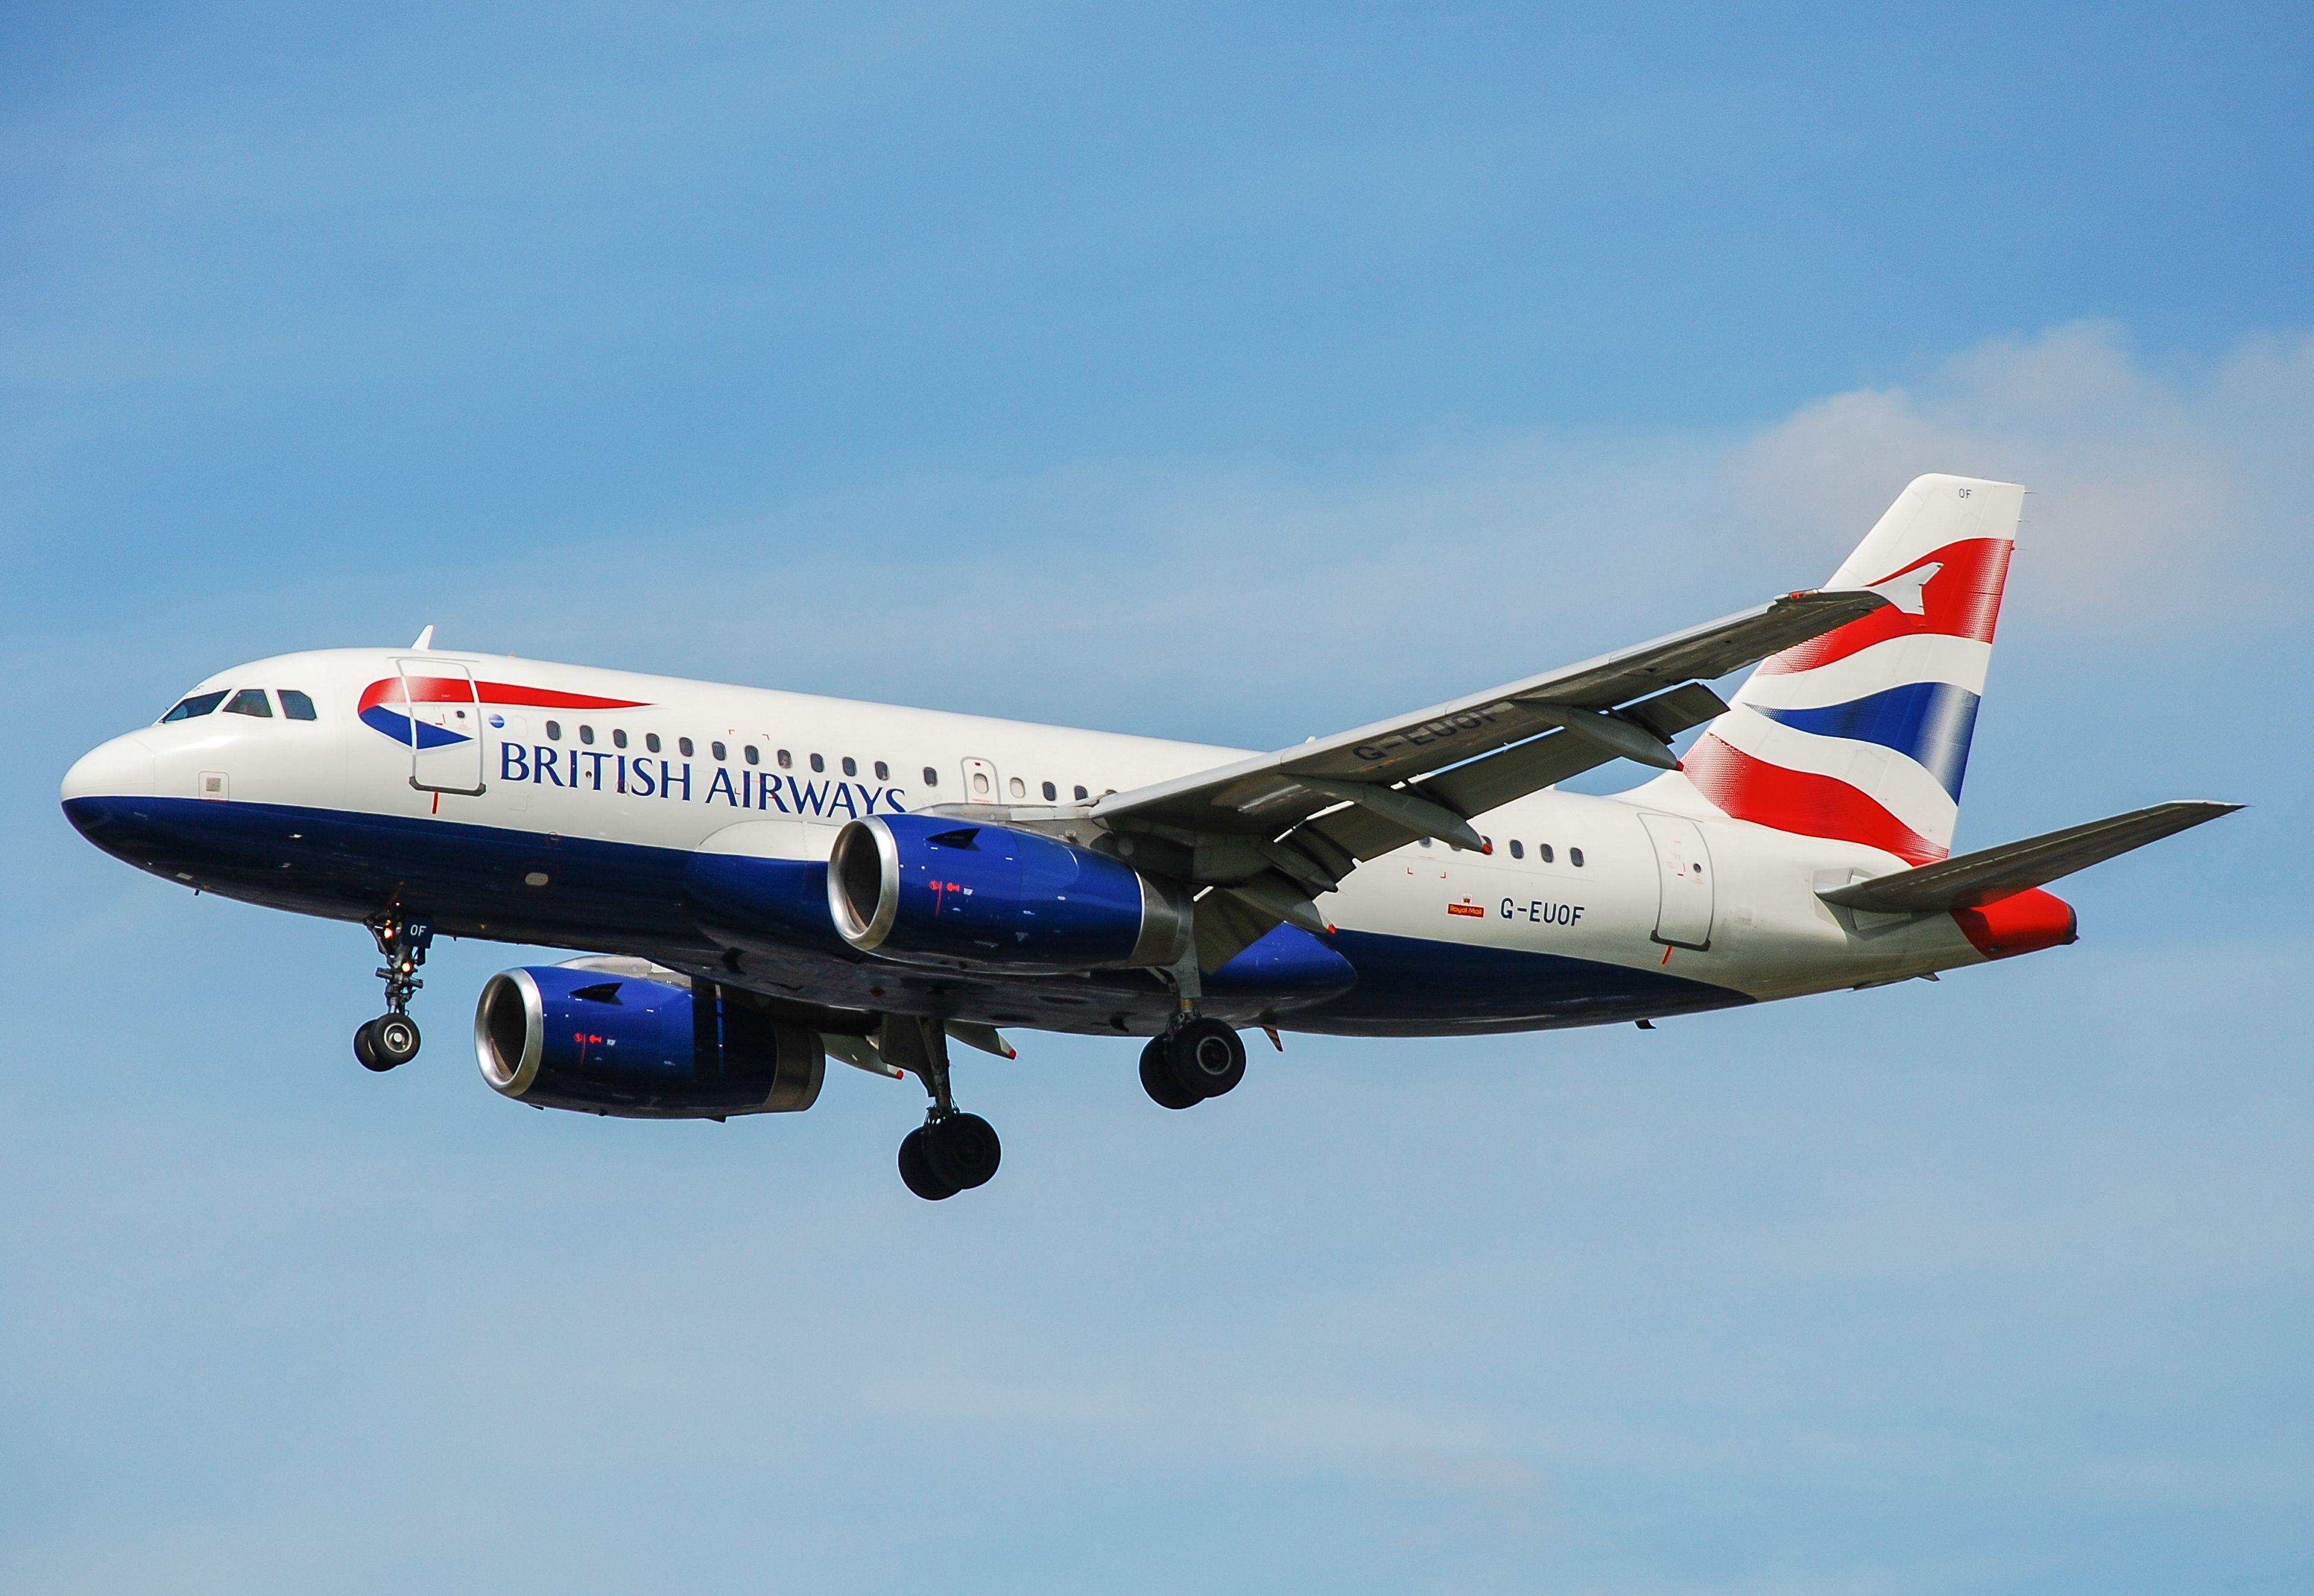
xmin=354 ymin=913 xmax=433 ymax=1072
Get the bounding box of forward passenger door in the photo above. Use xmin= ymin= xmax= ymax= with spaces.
xmin=397 ymin=659 xmax=485 ymax=795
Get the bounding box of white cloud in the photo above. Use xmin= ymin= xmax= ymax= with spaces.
xmin=448 ymin=321 xmax=2311 ymax=753
xmin=1730 ymin=322 xmax=2314 ymax=625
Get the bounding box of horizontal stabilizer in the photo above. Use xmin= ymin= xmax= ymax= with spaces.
xmin=1818 ymin=800 xmax=2241 ymax=913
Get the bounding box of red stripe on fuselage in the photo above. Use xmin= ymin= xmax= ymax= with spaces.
xmin=1682 ymin=733 xmax=1946 ymax=865
xmin=360 ymin=677 xmax=651 ymax=712
xmin=1758 ymin=538 xmax=2013 ymax=677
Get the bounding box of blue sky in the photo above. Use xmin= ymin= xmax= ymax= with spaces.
xmin=4 ymin=5 xmax=2310 ymax=1592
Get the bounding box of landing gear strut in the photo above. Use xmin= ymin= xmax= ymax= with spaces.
xmin=354 ymin=913 xmax=432 ymax=1072
xmin=883 ymin=1016 xmax=1002 ymax=1201
xmin=1139 ymin=1017 xmax=1248 ymax=1109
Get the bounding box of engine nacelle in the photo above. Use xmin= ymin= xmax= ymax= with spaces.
xmin=827 ymin=815 xmax=1190 ymax=971
xmin=474 ymin=963 xmax=824 ymax=1118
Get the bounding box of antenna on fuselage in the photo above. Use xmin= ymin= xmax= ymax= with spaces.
xmin=410 ymin=625 xmax=436 ymax=650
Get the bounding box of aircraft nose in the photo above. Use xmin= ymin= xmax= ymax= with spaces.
xmin=61 ymin=733 xmax=157 ymax=806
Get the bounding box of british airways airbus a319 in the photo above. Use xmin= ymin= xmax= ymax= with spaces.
xmin=62 ymin=477 xmax=2236 ymax=1198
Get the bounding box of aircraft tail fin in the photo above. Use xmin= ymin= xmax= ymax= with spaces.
xmin=1673 ymin=473 xmax=2027 ymax=863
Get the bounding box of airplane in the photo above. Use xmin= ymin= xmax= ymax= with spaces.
xmin=60 ymin=474 xmax=2236 ymax=1199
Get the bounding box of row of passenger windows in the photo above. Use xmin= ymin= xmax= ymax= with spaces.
xmin=161 ymin=688 xmax=318 ymax=722
xmin=535 ymin=721 xmax=1104 ymax=803
xmin=1417 ymin=835 xmax=1585 ymax=867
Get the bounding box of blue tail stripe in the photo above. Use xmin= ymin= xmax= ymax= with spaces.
xmin=1755 ymin=681 xmax=1982 ymax=799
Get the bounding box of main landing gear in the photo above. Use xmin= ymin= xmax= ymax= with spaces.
xmin=353 ymin=913 xmax=433 ymax=1073
xmin=883 ymin=1016 xmax=1002 ymax=1201
xmin=1139 ymin=1017 xmax=1247 ymax=1110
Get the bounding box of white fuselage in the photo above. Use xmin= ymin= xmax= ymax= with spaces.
xmin=62 ymin=646 xmax=1996 ymax=1037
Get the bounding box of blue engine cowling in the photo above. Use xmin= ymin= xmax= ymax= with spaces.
xmin=827 ymin=815 xmax=1191 ymax=971
xmin=474 ymin=963 xmax=824 ymax=1118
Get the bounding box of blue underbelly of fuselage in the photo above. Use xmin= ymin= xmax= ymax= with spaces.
xmin=60 ymin=796 xmax=1748 ymax=1037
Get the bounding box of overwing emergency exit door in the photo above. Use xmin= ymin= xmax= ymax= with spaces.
xmin=961 ymin=757 xmax=1000 ymax=804
xmin=396 ymin=659 xmax=485 ymax=795
xmin=1639 ymin=812 xmax=1714 ymax=950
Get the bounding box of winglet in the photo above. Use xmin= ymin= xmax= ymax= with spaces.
xmin=410 ymin=625 xmax=436 ymax=651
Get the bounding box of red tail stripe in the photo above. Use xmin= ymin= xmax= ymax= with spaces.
xmin=1758 ymin=538 xmax=2013 ymax=676
xmin=1682 ymin=734 xmax=1946 ymax=865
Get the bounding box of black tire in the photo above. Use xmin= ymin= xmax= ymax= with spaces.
xmin=925 ymin=1112 xmax=1002 ymax=1191
xmin=372 ymin=1013 xmax=421 ymax=1067
xmin=1140 ymin=1036 xmax=1202 ymax=1110
xmin=353 ymin=1021 xmax=389 ymax=1072
xmin=898 ymin=1127 xmax=958 ymax=1201
xmin=1168 ymin=1018 xmax=1246 ymax=1099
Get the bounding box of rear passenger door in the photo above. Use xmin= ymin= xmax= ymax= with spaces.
xmin=397 ymin=659 xmax=485 ymax=795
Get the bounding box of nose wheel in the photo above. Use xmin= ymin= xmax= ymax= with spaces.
xmin=354 ymin=1013 xmax=422 ymax=1072
xmin=354 ymin=913 xmax=433 ymax=1072
xmin=1139 ymin=1018 xmax=1248 ymax=1109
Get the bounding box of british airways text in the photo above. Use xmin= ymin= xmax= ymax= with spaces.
xmin=500 ymin=746 xmax=908 ymax=817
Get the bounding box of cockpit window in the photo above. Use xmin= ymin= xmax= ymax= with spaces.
xmin=279 ymin=689 xmax=318 ymax=721
xmin=161 ymin=690 xmax=228 ymax=722
xmin=224 ymin=688 xmax=274 ymax=718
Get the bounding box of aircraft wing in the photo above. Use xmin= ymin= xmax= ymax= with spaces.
xmin=1090 ymin=587 xmax=1890 ymax=965
xmin=1817 ymin=800 xmax=2242 ymax=914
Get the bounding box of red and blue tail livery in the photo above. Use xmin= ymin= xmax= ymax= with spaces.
xmin=1669 ymin=475 xmax=2023 ymax=865
xmin=60 ymin=474 xmax=2236 ymax=1200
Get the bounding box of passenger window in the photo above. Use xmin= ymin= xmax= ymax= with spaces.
xmin=744 ymin=745 xmax=759 ymax=766
xmin=1041 ymin=780 xmax=1057 ymax=801
xmin=279 ymin=689 xmax=318 ymax=721
xmin=874 ymin=760 xmax=889 ymax=781
xmin=579 ymin=725 xmax=595 ymax=745
xmin=1008 ymin=777 xmax=1026 ymax=799
xmin=645 ymin=733 xmax=661 ymax=753
xmin=711 ymin=741 xmax=727 ymax=762
xmin=679 ymin=737 xmax=694 ymax=757
xmin=922 ymin=766 xmax=938 ymax=787
xmin=1570 ymin=847 xmax=1585 ymax=868
xmin=612 ymin=729 xmax=628 ymax=749
xmin=224 ymin=688 xmax=273 ymax=718
xmin=1538 ymin=843 xmax=1554 ymax=863
xmin=1418 ymin=837 xmax=1432 ymax=848
xmin=809 ymin=753 xmax=824 ymax=773
xmin=841 ymin=756 xmax=857 ymax=777
xmin=545 ymin=721 xmax=562 ymax=741
xmin=1508 ymin=840 xmax=1524 ymax=859
xmin=777 ymin=749 xmax=792 ymax=769
xmin=1073 ymin=784 xmax=1088 ymax=801
xmin=161 ymin=690 xmax=228 ymax=722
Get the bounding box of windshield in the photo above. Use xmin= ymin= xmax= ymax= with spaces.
xmin=160 ymin=690 xmax=229 ymax=723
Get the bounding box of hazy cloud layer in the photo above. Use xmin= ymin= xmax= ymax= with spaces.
xmin=405 ymin=324 xmax=2312 ymax=752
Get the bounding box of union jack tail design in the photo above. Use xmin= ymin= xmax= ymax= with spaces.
xmin=1675 ymin=473 xmax=2027 ymax=863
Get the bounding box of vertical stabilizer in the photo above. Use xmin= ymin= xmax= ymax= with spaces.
xmin=1670 ymin=474 xmax=2025 ymax=863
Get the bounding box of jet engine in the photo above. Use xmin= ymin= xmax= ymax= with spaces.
xmin=827 ymin=815 xmax=1191 ymax=971
xmin=474 ymin=962 xmax=824 ymax=1118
